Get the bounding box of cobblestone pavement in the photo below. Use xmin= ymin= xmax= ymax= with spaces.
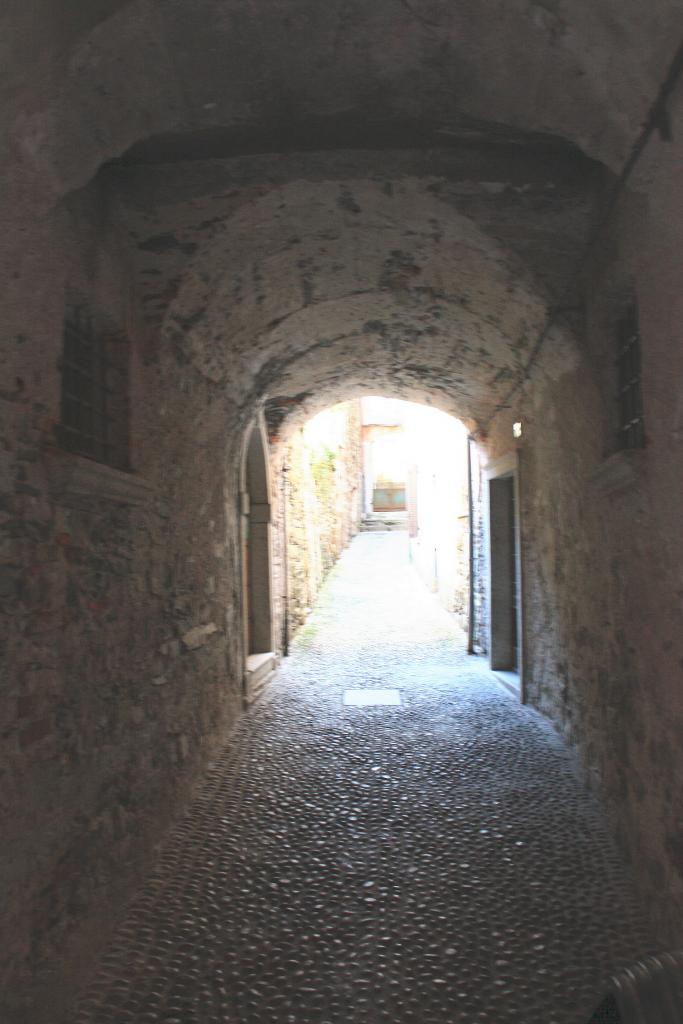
xmin=72 ymin=532 xmax=653 ymax=1024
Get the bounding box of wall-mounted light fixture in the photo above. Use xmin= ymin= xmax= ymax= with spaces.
xmin=512 ymin=421 xmax=523 ymax=439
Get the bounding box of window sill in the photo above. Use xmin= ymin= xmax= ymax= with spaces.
xmin=589 ymin=449 xmax=645 ymax=497
xmin=48 ymin=451 xmax=154 ymax=507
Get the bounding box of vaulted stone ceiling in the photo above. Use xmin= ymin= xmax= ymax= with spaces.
xmin=7 ymin=0 xmax=682 ymax=433
xmin=105 ymin=143 xmax=597 ymax=433
xmin=175 ymin=174 xmax=585 ymax=428
xmin=5 ymin=0 xmax=683 ymax=200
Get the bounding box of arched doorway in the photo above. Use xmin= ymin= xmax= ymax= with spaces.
xmin=241 ymin=419 xmax=275 ymax=702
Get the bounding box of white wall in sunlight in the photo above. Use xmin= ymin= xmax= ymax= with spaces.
xmin=360 ymin=398 xmax=469 ymax=625
xmin=403 ymin=405 xmax=469 ymax=626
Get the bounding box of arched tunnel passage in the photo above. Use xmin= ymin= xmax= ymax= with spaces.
xmin=5 ymin=29 xmax=683 ymax=1013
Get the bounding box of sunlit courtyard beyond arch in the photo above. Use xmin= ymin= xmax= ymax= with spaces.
xmin=274 ymin=397 xmax=475 ymax=659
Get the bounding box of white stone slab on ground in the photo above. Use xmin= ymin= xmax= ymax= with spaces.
xmin=343 ymin=688 xmax=402 ymax=706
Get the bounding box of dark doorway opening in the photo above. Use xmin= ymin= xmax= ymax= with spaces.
xmin=488 ymin=465 xmax=521 ymax=681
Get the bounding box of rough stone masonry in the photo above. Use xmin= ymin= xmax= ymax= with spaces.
xmin=1 ymin=4 xmax=683 ymax=1021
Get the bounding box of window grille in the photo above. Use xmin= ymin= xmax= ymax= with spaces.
xmin=58 ymin=305 xmax=129 ymax=469
xmin=616 ymin=302 xmax=644 ymax=450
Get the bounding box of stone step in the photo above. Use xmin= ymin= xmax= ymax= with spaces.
xmin=245 ymin=652 xmax=277 ymax=704
xmin=360 ymin=517 xmax=408 ymax=532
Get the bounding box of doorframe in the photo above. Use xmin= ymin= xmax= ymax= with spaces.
xmin=239 ymin=415 xmax=276 ymax=703
xmin=484 ymin=452 xmax=525 ymax=701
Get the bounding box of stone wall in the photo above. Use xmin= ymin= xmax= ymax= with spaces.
xmin=480 ymin=81 xmax=683 ymax=945
xmin=270 ymin=402 xmax=362 ymax=643
xmin=469 ymin=441 xmax=489 ymax=655
xmin=0 ymin=178 xmax=246 ymax=1024
xmin=574 ymin=125 xmax=683 ymax=945
xmin=405 ymin=406 xmax=470 ymax=629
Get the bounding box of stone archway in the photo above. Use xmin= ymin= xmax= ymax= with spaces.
xmin=242 ymin=418 xmax=276 ymax=702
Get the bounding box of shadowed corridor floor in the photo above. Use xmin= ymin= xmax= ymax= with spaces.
xmin=71 ymin=531 xmax=653 ymax=1024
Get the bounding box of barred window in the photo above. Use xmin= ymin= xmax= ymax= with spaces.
xmin=616 ymin=302 xmax=645 ymax=450
xmin=57 ymin=305 xmax=129 ymax=470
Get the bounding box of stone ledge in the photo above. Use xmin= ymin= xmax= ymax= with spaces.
xmin=48 ymin=452 xmax=155 ymax=507
xmin=589 ymin=449 xmax=645 ymax=497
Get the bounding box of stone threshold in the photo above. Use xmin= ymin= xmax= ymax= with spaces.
xmin=245 ymin=652 xmax=277 ymax=705
xmin=468 ymin=655 xmax=520 ymax=699
xmin=493 ymin=669 xmax=521 ymax=697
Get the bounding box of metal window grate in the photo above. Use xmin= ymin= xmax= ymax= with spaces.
xmin=58 ymin=305 xmax=128 ymax=469
xmin=616 ymin=302 xmax=645 ymax=450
